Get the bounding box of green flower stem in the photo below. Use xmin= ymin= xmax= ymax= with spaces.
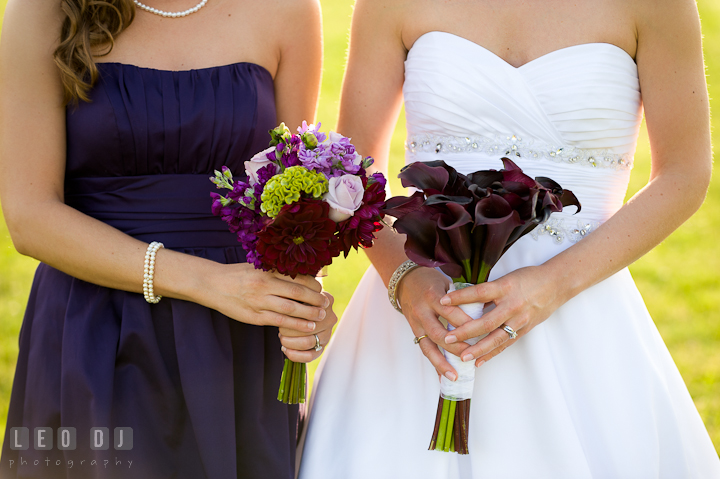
xmin=289 ymin=362 xmax=298 ymax=403
xmin=277 ymin=359 xmax=307 ymax=404
xmin=461 ymin=259 xmax=473 ymax=286
xmin=299 ymin=363 xmax=307 ymax=403
xmin=285 ymin=361 xmax=293 ymax=403
xmin=436 ymin=398 xmax=450 ymax=451
xmin=477 ymin=262 xmax=492 ymax=285
xmin=444 ymin=400 xmax=457 ymax=452
xmin=453 ymin=403 xmax=461 ymax=453
xmin=277 ymin=359 xmax=290 ymax=402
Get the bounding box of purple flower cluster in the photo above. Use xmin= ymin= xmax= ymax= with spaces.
xmin=210 ymin=164 xmax=277 ymax=268
xmin=287 ymin=125 xmax=368 ymax=179
xmin=210 ymin=122 xmax=388 ymax=276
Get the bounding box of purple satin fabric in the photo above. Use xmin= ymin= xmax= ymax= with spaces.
xmin=1 ymin=62 xmax=298 ymax=479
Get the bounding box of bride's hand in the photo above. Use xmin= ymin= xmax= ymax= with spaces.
xmin=278 ymin=292 xmax=337 ymax=363
xmin=439 ymin=265 xmax=563 ymax=366
xmin=397 ymin=267 xmax=476 ymax=381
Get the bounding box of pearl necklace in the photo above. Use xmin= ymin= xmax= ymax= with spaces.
xmin=133 ymin=0 xmax=208 ymax=18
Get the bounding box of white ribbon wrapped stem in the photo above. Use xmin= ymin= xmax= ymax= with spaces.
xmin=440 ymin=282 xmax=486 ymax=401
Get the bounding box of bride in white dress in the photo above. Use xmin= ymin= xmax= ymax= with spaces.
xmin=300 ymin=0 xmax=720 ymax=477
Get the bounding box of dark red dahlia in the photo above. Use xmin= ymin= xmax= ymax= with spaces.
xmin=256 ymin=199 xmax=340 ymax=278
xmin=337 ymin=178 xmax=386 ymax=256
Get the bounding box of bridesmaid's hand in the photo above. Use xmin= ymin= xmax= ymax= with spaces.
xmin=440 ymin=265 xmax=564 ymax=366
xmin=397 ymin=267 xmax=475 ymax=382
xmin=278 ymin=292 xmax=337 ymax=363
xmin=204 ymin=262 xmax=329 ymax=334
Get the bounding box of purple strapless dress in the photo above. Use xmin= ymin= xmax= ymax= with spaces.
xmin=0 ymin=62 xmax=298 ymax=479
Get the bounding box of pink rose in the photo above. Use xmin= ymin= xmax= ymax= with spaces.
xmin=245 ymin=146 xmax=276 ymax=185
xmin=323 ymin=174 xmax=364 ymax=222
xmin=322 ymin=131 xmax=346 ymax=145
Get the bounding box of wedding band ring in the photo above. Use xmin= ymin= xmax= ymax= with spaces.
xmin=313 ymin=334 xmax=323 ymax=352
xmin=413 ymin=335 xmax=428 ymax=345
xmin=502 ymin=325 xmax=518 ymax=340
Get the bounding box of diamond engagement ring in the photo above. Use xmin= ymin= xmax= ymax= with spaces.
xmin=313 ymin=334 xmax=323 ymax=352
xmin=502 ymin=325 xmax=518 ymax=340
xmin=413 ymin=335 xmax=428 ymax=344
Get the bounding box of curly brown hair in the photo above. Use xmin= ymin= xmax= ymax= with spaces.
xmin=53 ymin=0 xmax=135 ymax=105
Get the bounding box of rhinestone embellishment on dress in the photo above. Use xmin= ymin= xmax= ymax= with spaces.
xmin=406 ymin=134 xmax=633 ymax=170
xmin=530 ymin=217 xmax=600 ymax=244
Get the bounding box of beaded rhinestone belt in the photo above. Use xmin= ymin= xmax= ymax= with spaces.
xmin=405 ymin=134 xmax=633 ymax=170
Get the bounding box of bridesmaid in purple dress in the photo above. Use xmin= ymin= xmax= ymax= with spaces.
xmin=0 ymin=0 xmax=331 ymax=477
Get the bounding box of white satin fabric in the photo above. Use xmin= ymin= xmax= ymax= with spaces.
xmin=299 ymin=32 xmax=720 ymax=478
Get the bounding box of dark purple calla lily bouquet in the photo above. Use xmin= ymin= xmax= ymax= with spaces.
xmin=382 ymin=158 xmax=580 ymax=454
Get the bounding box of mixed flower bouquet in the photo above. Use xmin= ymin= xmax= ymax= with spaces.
xmin=383 ymin=158 xmax=580 ymax=454
xmin=210 ymin=122 xmax=386 ymax=404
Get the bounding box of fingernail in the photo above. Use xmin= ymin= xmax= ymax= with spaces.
xmin=323 ymin=297 xmax=330 ymax=308
xmin=476 ymin=360 xmax=485 ymax=368
xmin=462 ymin=354 xmax=474 ymax=362
xmin=440 ymin=296 xmax=450 ymax=305
xmin=445 ymin=335 xmax=457 ymax=344
xmin=281 ymin=346 xmax=287 ymax=353
xmin=308 ymin=322 xmax=316 ymax=331
xmin=444 ymin=371 xmax=457 ymax=382
xmin=318 ymin=309 xmax=326 ymax=320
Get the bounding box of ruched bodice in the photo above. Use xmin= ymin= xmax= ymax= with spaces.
xmin=66 ymin=62 xmax=275 ymax=178
xmin=404 ymin=31 xmax=643 ymax=228
xmin=62 ymin=62 xmax=277 ymax=251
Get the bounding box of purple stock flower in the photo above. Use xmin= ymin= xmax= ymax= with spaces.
xmin=298 ymin=144 xmax=334 ymax=175
xmin=370 ymin=172 xmax=387 ymax=188
xmin=256 ymin=163 xmax=278 ymax=186
xmin=297 ymin=121 xmax=327 ymax=143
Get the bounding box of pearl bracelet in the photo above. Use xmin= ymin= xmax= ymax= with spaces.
xmin=143 ymin=241 xmax=164 ymax=304
xmin=387 ymin=260 xmax=421 ymax=313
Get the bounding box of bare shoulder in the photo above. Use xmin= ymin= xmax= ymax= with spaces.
xmin=630 ymin=0 xmax=701 ymax=39
xmin=2 ymin=0 xmax=64 ymax=47
xmin=253 ymin=0 xmax=322 ymax=47
xmin=270 ymin=0 xmax=321 ymax=17
xmin=354 ymin=0 xmax=412 ymax=17
xmin=352 ymin=0 xmax=414 ymax=45
xmin=1 ymin=0 xmax=64 ymax=97
xmin=246 ymin=0 xmax=321 ymax=31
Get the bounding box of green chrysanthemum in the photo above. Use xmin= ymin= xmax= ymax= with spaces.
xmin=261 ymin=166 xmax=329 ymax=218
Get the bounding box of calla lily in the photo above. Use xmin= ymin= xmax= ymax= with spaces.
xmin=399 ymin=160 xmax=470 ymax=198
xmin=384 ymin=158 xmax=581 ymax=284
xmin=382 ymin=191 xmax=425 ymax=218
xmin=398 ymin=161 xmax=449 ymax=195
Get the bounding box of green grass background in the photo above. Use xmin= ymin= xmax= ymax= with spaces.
xmin=1 ymin=0 xmax=719 ymax=454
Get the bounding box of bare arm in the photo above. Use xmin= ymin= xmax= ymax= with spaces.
xmin=0 ymin=0 xmax=333 ymax=361
xmin=336 ymin=0 xmax=472 ymax=380
xmin=273 ymin=0 xmax=323 ymax=128
xmin=444 ymin=0 xmax=711 ymax=364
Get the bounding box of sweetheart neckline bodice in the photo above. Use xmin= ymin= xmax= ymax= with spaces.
xmin=408 ymin=31 xmax=636 ymax=70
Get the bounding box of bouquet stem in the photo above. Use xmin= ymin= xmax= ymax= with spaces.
xmin=277 ymin=358 xmax=306 ymax=404
xmin=428 ymin=396 xmax=471 ymax=454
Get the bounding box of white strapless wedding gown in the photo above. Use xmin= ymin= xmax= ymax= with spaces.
xmin=299 ymin=32 xmax=720 ymax=478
